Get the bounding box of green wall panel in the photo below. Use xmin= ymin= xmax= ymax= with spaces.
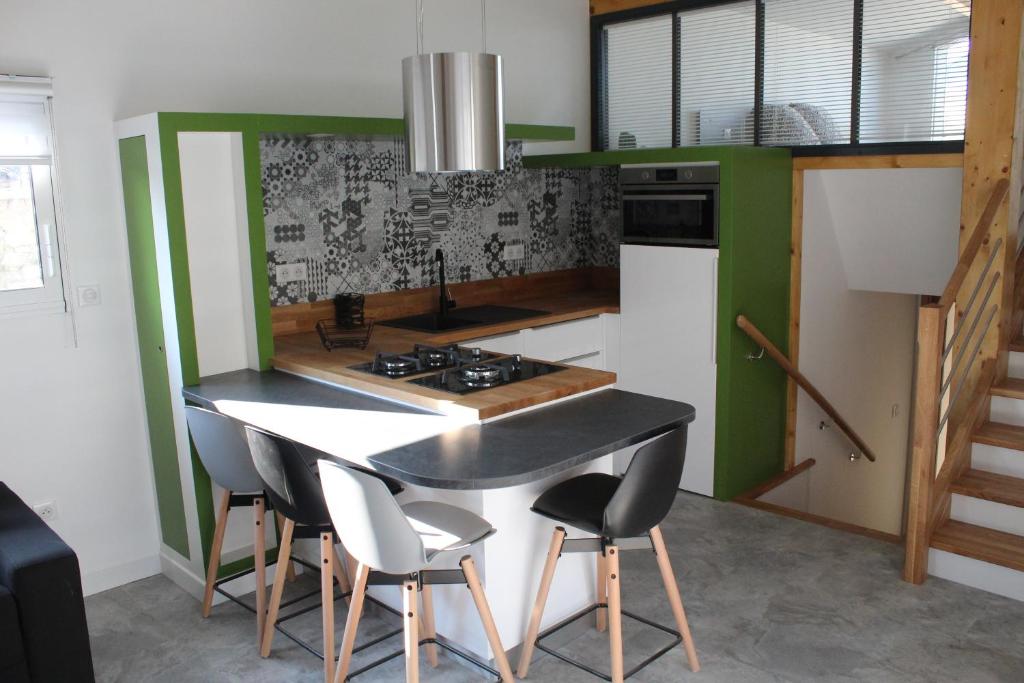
xmin=118 ymin=136 xmax=190 ymax=558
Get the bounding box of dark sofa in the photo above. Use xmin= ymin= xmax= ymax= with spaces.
xmin=0 ymin=482 xmax=95 ymax=682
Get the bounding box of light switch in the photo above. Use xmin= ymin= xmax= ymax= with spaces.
xmin=76 ymin=284 xmax=101 ymax=307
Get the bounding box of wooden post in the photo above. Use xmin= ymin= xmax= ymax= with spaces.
xmin=201 ymin=490 xmax=231 ymax=618
xmin=903 ymin=304 xmax=944 ymax=584
xmin=253 ymin=496 xmax=267 ymax=647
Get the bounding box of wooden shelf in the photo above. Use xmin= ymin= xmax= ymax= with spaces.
xmin=931 ymin=520 xmax=1024 ymax=572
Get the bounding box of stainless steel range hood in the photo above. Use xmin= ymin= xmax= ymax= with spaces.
xmin=402 ymin=51 xmax=505 ymax=173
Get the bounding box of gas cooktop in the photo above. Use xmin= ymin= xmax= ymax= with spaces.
xmin=348 ymin=344 xmax=499 ymax=379
xmin=407 ymin=355 xmax=567 ymax=395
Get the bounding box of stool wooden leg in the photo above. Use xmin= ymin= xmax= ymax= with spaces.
xmin=403 ymin=579 xmax=419 ymax=683
xmin=516 ymin=526 xmax=566 ymax=678
xmin=330 ymin=546 xmax=353 ymax=605
xmin=649 ymin=526 xmax=700 ymax=672
xmin=275 ymin=511 xmax=297 ymax=582
xmin=420 ymin=584 xmax=439 ymax=668
xmin=461 ymin=556 xmax=514 ymax=683
xmin=321 ymin=533 xmax=336 ymax=683
xmin=596 ymin=550 xmax=608 ymax=632
xmin=606 ymin=545 xmax=624 ymax=683
xmin=334 ymin=562 xmax=369 ymax=683
xmin=202 ymin=489 xmax=232 ymax=618
xmin=261 ymin=519 xmax=294 ymax=657
xmin=253 ymin=496 xmax=267 ymax=647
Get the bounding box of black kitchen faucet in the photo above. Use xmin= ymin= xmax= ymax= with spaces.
xmin=436 ymin=248 xmax=456 ymax=323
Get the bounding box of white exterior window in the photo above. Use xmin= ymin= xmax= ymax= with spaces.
xmin=0 ymin=77 xmax=66 ymax=315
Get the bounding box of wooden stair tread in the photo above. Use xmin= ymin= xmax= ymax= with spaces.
xmin=990 ymin=377 xmax=1024 ymax=399
xmin=1010 ymin=335 xmax=1024 ymax=353
xmin=931 ymin=520 xmax=1024 ymax=572
xmin=972 ymin=421 xmax=1024 ymax=450
xmin=950 ymin=469 xmax=1024 ymax=508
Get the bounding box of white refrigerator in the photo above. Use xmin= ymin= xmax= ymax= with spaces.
xmin=618 ymin=244 xmax=718 ymax=496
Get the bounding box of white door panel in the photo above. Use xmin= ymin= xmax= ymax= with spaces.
xmin=619 ymin=244 xmax=718 ymax=495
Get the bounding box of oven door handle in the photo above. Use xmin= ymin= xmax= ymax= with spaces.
xmin=622 ymin=194 xmax=708 ymax=201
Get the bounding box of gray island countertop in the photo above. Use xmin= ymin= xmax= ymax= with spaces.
xmin=183 ymin=369 xmax=695 ymax=489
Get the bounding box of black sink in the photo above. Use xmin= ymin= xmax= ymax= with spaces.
xmin=379 ymin=305 xmax=549 ymax=333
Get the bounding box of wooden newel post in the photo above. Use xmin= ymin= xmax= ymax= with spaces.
xmin=903 ymin=304 xmax=945 ymax=584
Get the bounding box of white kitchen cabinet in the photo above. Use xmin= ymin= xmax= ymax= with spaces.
xmin=619 ymin=244 xmax=718 ymax=496
xmin=464 ymin=330 xmax=524 ymax=356
xmin=523 ymin=316 xmax=603 ymax=361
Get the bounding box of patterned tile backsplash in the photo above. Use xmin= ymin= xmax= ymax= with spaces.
xmin=261 ymin=135 xmax=621 ymax=306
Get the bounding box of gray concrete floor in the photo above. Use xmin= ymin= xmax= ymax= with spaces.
xmin=86 ymin=493 xmax=1024 ymax=682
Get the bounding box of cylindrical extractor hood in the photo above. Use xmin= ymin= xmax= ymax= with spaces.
xmin=402 ymin=51 xmax=505 ymax=173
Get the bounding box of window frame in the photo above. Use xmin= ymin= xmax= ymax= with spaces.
xmin=0 ymin=90 xmax=68 ymax=317
xmin=590 ymin=0 xmax=970 ymax=156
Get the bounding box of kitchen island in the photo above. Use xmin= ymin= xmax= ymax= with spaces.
xmin=183 ymin=368 xmax=694 ymax=661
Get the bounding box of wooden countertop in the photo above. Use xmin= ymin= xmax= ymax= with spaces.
xmin=271 ymin=290 xmax=620 ymax=420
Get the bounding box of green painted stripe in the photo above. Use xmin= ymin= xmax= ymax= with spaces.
xmin=156 ymin=112 xmax=573 ymax=141
xmin=118 ymin=136 xmax=190 ymax=558
xmin=241 ymin=131 xmax=274 ymax=371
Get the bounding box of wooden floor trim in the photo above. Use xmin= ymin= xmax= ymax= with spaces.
xmin=734 ymin=497 xmax=903 ymax=545
xmin=735 ymin=458 xmax=816 ymax=501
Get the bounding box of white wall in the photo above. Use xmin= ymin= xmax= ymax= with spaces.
xmin=0 ymin=0 xmax=589 ymax=595
xmin=820 ymin=168 xmax=962 ymax=295
xmin=794 ymin=170 xmax=923 ymax=536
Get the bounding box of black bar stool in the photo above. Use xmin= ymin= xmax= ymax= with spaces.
xmin=516 ymin=426 xmax=700 ymax=683
xmin=244 ymin=426 xmax=404 ymax=683
xmin=185 ymin=406 xmax=296 ymax=647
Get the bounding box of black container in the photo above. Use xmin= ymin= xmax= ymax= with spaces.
xmin=333 ymin=293 xmax=365 ymax=328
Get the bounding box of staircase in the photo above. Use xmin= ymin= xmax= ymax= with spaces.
xmin=925 ymin=280 xmax=1024 ymax=601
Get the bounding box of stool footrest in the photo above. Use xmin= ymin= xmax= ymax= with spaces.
xmin=533 ymin=603 xmax=682 ymax=681
xmin=212 ymin=555 xmax=320 ymax=613
xmin=344 ymin=636 xmax=503 ymax=682
xmin=273 ymin=593 xmax=403 ymax=662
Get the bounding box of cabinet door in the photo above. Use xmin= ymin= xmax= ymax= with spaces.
xmin=619 ymin=245 xmax=718 ymax=496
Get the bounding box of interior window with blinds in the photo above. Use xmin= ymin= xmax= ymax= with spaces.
xmin=593 ymin=0 xmax=972 ymax=150
xmin=860 ymin=0 xmax=971 ymax=143
xmin=603 ymin=14 xmax=673 ymax=150
xmin=0 ymin=78 xmax=64 ymax=313
xmin=762 ymin=0 xmax=853 ymax=145
xmin=678 ymin=1 xmax=756 ymax=146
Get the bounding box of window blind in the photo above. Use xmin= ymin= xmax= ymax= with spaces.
xmin=762 ymin=0 xmax=853 ymax=146
xmin=603 ymin=14 xmax=673 ymax=150
xmin=0 ymin=77 xmax=53 ymax=163
xmin=678 ymin=1 xmax=756 ymax=146
xmin=860 ymin=0 xmax=971 ymax=143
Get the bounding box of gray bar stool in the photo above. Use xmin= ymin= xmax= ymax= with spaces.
xmin=318 ymin=459 xmax=514 ymax=683
xmin=184 ymin=405 xmax=295 ymax=647
xmin=516 ymin=426 xmax=700 ymax=683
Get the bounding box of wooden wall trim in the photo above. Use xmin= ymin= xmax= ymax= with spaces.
xmin=785 ymin=169 xmax=804 ymax=470
xmin=590 ymin=0 xmax=671 ymax=15
xmin=793 ymin=153 xmax=963 ymax=171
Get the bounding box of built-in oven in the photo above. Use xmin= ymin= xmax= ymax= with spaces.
xmin=620 ymin=162 xmax=719 ymax=247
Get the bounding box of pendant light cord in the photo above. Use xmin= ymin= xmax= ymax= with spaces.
xmin=481 ymin=0 xmax=487 ymax=54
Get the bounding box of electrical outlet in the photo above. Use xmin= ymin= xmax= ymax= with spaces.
xmin=503 ymin=243 xmax=525 ymax=260
xmin=275 ymin=262 xmax=308 ymax=283
xmin=33 ymin=501 xmax=58 ymax=522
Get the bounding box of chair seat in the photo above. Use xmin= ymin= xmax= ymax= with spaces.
xmin=401 ymin=501 xmax=495 ymax=562
xmin=530 ymin=473 xmax=622 ymax=535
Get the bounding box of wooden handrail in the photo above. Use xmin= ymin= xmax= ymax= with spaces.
xmin=937 ymin=177 xmax=1010 ymax=310
xmin=736 ymin=315 xmax=877 ymax=462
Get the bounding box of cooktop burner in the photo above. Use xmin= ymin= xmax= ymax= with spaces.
xmin=409 ymin=355 xmax=567 ymax=395
xmin=349 ymin=344 xmax=499 ymax=378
